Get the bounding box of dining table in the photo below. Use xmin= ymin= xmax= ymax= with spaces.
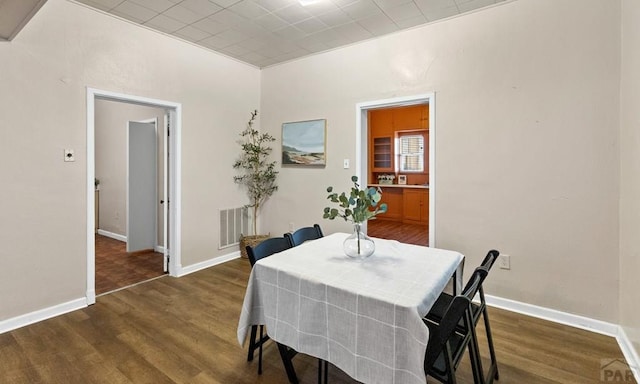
xmin=237 ymin=232 xmax=464 ymax=384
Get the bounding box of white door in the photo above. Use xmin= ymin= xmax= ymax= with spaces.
xmin=127 ymin=120 xmax=157 ymax=252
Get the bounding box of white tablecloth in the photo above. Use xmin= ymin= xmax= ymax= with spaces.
xmin=237 ymin=233 xmax=464 ymax=384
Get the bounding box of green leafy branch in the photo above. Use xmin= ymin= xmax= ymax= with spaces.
xmin=233 ymin=110 xmax=278 ymax=235
xmin=323 ymin=176 xmax=387 ymax=223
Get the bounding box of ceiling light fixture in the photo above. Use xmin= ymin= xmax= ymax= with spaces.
xmin=298 ymin=0 xmax=321 ymax=6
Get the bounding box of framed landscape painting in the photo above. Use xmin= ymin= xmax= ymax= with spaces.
xmin=282 ymin=119 xmax=326 ymax=166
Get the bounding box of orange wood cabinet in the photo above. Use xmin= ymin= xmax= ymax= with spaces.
xmin=393 ymin=105 xmax=428 ymax=130
xmin=371 ymin=136 xmax=393 ymax=171
xmin=369 ymin=108 xmax=394 ymax=136
xmin=402 ymin=188 xmax=429 ymax=226
xmin=375 ymin=187 xmax=403 ymax=221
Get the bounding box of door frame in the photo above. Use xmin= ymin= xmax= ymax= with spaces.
xmin=355 ymin=93 xmax=436 ymax=246
xmin=86 ymin=87 xmax=182 ymax=305
xmin=126 ymin=118 xmax=158 ymax=253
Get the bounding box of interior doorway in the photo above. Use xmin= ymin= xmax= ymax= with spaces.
xmin=356 ymin=94 xmax=436 ymax=247
xmin=86 ymin=88 xmax=182 ymax=305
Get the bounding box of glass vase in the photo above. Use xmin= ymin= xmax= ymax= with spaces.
xmin=343 ymin=223 xmax=375 ymax=259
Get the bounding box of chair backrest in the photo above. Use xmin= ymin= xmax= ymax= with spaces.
xmin=424 ymin=267 xmax=488 ymax=372
xmin=246 ymin=236 xmax=292 ymax=266
xmin=285 ymin=224 xmax=324 ymax=247
xmin=481 ymin=249 xmax=500 ymax=271
xmin=477 ymin=249 xmax=499 ymax=302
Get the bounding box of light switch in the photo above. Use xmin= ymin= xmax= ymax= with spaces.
xmin=343 ymin=159 xmax=350 ymax=169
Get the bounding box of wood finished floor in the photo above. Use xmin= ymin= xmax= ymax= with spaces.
xmin=367 ymin=219 xmax=428 ymax=246
xmin=95 ymin=234 xmax=165 ymax=295
xmin=0 ymin=257 xmax=635 ymax=384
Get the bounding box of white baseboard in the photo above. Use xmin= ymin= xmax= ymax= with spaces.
xmin=485 ymin=294 xmax=619 ymax=336
xmin=617 ymin=326 xmax=640 ymax=382
xmin=486 ymin=294 xmax=639 ymax=383
xmin=176 ymin=250 xmax=241 ymax=277
xmin=96 ymin=230 xmax=165 ymax=254
xmin=97 ymin=229 xmax=126 ymax=242
xmin=0 ymin=297 xmax=87 ymax=334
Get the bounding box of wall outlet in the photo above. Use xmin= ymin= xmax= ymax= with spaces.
xmin=289 ymin=222 xmax=295 ymax=232
xmin=498 ymin=254 xmax=511 ymax=270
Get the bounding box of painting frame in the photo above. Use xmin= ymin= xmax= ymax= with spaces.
xmin=282 ymin=119 xmax=327 ymax=167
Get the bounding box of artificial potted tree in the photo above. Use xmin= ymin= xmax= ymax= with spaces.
xmin=233 ymin=110 xmax=278 ymax=258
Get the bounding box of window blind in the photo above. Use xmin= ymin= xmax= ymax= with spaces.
xmin=399 ymin=135 xmax=424 ymax=172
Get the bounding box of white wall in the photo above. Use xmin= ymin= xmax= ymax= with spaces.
xmin=261 ymin=0 xmax=621 ymax=322
xmin=620 ymin=0 xmax=640 ymax=359
xmin=0 ymin=0 xmax=260 ymax=321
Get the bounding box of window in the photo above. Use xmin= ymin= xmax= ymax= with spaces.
xmin=398 ymin=134 xmax=424 ymax=172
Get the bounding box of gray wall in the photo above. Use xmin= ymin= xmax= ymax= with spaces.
xmin=0 ymin=0 xmax=260 ymax=321
xmin=95 ymin=99 xmax=166 ymax=246
xmin=260 ymin=0 xmax=621 ymax=323
xmin=619 ymin=0 xmax=640 ymax=360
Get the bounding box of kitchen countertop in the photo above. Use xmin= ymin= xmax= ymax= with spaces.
xmin=369 ymin=183 xmax=429 ymax=189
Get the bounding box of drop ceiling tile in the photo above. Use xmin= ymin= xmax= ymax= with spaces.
xmin=112 ymin=2 xmax=158 ymax=22
xmin=237 ymin=36 xmax=273 ymax=50
xmin=273 ymin=25 xmax=307 ymax=41
xmin=299 ymin=1 xmax=340 ymax=15
xmin=77 ymin=0 xmax=114 ymax=12
xmin=192 ymin=17 xmax=228 ymax=34
xmin=210 ymin=0 xmax=245 ymax=7
xmin=418 ymin=4 xmax=458 ymax=20
xmin=270 ymin=40 xmax=301 ymax=53
xmin=324 ymin=34 xmax=352 ymax=48
xmin=255 ymin=0 xmax=296 ymax=12
xmin=174 ymin=24 xmax=212 ymax=41
xmin=418 ymin=0 xmax=456 ymax=10
xmin=208 ymin=28 xmax=249 ymax=48
xmin=274 ymin=4 xmax=313 ymax=24
xmin=82 ymin=0 xmax=123 ymax=10
xmin=316 ymin=8 xmax=353 ymax=25
xmin=293 ymin=17 xmax=328 ymax=34
xmin=295 ymin=35 xmax=330 ymax=52
xmin=254 ymin=13 xmax=289 ymax=31
xmin=180 ymin=0 xmax=223 ymax=15
xmin=162 ymin=4 xmax=204 ymax=23
xmin=130 ymin=0 xmax=175 ymax=13
xmin=208 ymin=9 xmax=249 ymax=26
xmin=145 ymin=14 xmax=187 ymax=32
xmin=332 ymin=21 xmax=372 ymax=41
xmin=228 ymin=0 xmax=270 ymax=19
xmin=358 ymin=13 xmax=397 ymax=36
xmin=240 ymin=51 xmax=268 ymax=62
xmin=233 ymin=21 xmax=272 ymax=37
xmin=220 ymin=43 xmax=252 ymax=56
xmin=271 ymin=49 xmax=310 ymax=63
xmin=332 ymin=0 xmax=359 ymax=8
xmin=340 ymin=0 xmax=382 ymax=21
xmin=394 ymin=13 xmax=426 ymax=28
xmin=254 ymin=45 xmax=283 ymax=58
xmin=383 ymin=1 xmax=420 ymax=22
xmin=373 ymin=0 xmax=412 ymax=11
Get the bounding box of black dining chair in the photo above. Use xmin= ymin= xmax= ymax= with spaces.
xmin=285 ymin=224 xmax=324 ymax=247
xmin=424 ymin=267 xmax=489 ymax=384
xmin=245 ymin=236 xmax=293 ymax=374
xmin=425 ymin=250 xmax=500 ymax=383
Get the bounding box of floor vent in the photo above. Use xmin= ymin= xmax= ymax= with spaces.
xmin=219 ymin=207 xmax=249 ymax=249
